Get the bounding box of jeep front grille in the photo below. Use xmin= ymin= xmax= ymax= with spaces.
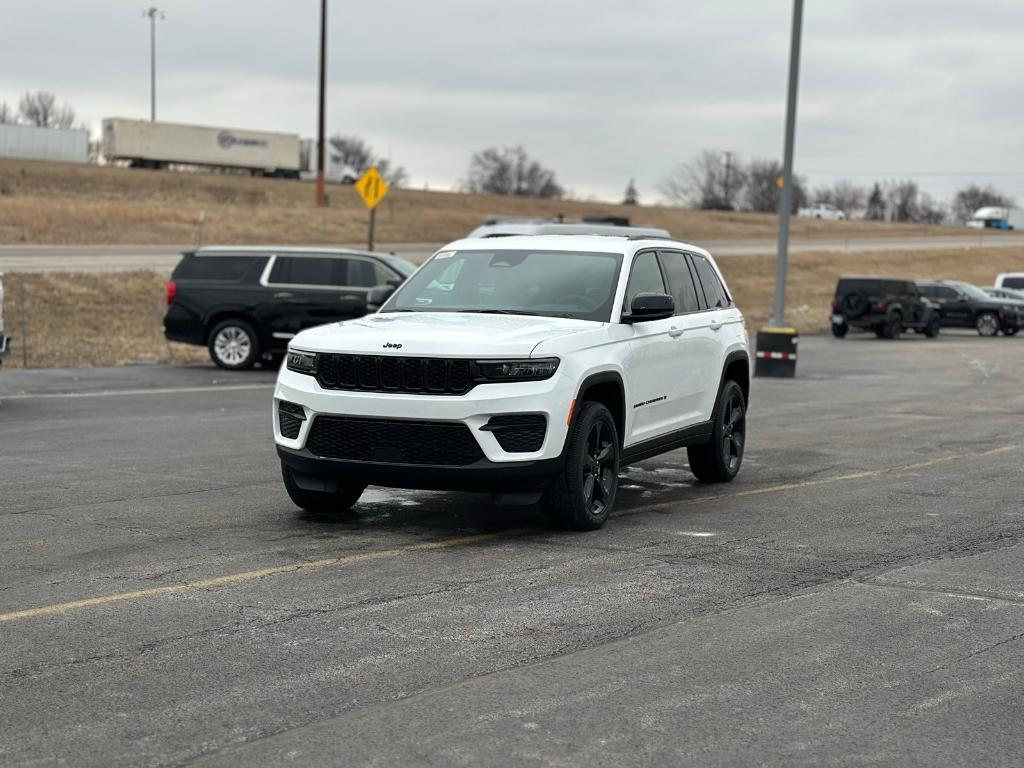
xmin=316 ymin=354 xmax=476 ymax=395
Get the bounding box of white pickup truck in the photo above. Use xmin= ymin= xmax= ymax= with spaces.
xmin=0 ymin=273 xmax=10 ymax=365
xmin=798 ymin=203 xmax=846 ymax=221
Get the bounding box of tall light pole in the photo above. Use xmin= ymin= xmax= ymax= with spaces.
xmin=770 ymin=0 xmax=804 ymax=327
xmin=755 ymin=0 xmax=803 ymax=379
xmin=143 ymin=7 xmax=164 ymax=122
xmin=315 ymin=0 xmax=327 ymax=207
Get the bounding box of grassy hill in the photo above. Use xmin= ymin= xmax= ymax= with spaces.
xmin=0 ymin=157 xmax=951 ymax=246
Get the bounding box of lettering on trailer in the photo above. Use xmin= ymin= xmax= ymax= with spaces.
xmin=216 ymin=131 xmax=269 ymax=149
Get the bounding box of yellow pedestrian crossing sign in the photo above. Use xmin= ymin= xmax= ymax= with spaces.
xmin=356 ymin=167 xmax=389 ymax=209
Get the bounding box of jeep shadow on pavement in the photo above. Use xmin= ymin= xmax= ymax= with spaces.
xmin=831 ymin=276 xmax=941 ymax=340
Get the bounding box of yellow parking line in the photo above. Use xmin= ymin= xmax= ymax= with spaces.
xmin=1 ymin=444 xmax=1016 ymax=625
xmin=2 ymin=384 xmax=273 ymax=400
xmin=0 ymin=530 xmax=525 ymax=624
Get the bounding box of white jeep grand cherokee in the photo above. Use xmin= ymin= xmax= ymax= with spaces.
xmin=274 ymin=234 xmax=750 ymax=530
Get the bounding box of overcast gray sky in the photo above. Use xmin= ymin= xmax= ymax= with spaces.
xmin=3 ymin=0 xmax=1023 ymax=203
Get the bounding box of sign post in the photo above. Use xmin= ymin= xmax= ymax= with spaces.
xmin=355 ymin=167 xmax=389 ymax=251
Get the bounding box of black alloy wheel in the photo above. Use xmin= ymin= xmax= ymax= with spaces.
xmin=543 ymin=401 xmax=620 ymax=531
xmin=688 ymin=379 xmax=746 ymax=483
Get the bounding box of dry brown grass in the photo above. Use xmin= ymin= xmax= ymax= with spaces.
xmin=4 ymin=246 xmax=1023 ymax=370
xmin=1 ymin=271 xmax=206 ymax=369
xmin=0 ymin=157 xmax=955 ymax=246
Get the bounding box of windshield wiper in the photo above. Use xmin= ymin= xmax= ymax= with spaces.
xmin=456 ymin=309 xmax=540 ymax=316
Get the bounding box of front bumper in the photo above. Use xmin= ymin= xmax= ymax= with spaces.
xmin=273 ymin=366 xmax=575 ymax=488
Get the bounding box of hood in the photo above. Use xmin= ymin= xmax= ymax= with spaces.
xmin=290 ymin=312 xmax=598 ymax=357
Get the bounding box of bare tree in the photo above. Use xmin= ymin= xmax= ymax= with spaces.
xmin=659 ymin=150 xmax=746 ymax=209
xmin=884 ymin=180 xmax=922 ymax=223
xmin=0 ymin=101 xmax=15 ymax=124
xmin=465 ymin=145 xmax=563 ymax=198
xmin=951 ymin=184 xmax=1015 ymax=223
xmin=18 ymin=91 xmax=76 ymax=129
xmin=743 ymin=158 xmax=806 ymax=214
xmin=865 ymin=183 xmax=886 ymax=221
xmin=622 ymin=178 xmax=638 ymax=206
xmin=327 ymin=135 xmax=408 ymax=188
xmin=917 ymin=192 xmax=947 ymax=225
xmin=813 ymin=180 xmax=867 ymax=215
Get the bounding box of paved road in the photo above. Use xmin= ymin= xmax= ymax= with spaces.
xmin=2 ymin=335 xmax=1023 ymax=766
xmin=3 ymin=232 xmax=1024 ymax=272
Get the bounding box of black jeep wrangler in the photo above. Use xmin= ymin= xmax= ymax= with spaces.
xmin=831 ymin=277 xmax=940 ymax=339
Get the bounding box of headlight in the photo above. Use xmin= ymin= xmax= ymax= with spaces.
xmin=475 ymin=358 xmax=559 ymax=381
xmin=286 ymin=350 xmax=317 ymax=374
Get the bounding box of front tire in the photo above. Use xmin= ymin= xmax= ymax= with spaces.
xmin=924 ymin=316 xmax=941 ymax=338
xmin=975 ymin=311 xmax=999 ymax=337
xmin=688 ymin=380 xmax=746 ymax=483
xmin=543 ymin=401 xmax=619 ymax=531
xmin=208 ymin=319 xmax=260 ymax=369
xmin=282 ymin=463 xmax=365 ymax=518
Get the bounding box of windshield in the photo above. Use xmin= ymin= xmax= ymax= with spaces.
xmin=952 ymin=282 xmax=994 ymax=302
xmin=379 ymin=255 xmax=416 ymax=278
xmin=382 ymin=249 xmax=623 ymax=322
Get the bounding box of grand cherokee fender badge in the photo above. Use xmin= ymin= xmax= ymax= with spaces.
xmin=382 ymin=342 xmax=403 ymax=349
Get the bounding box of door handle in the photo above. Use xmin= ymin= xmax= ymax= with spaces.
xmin=668 ymin=326 xmax=685 ymax=338
xmin=709 ymin=320 xmax=723 ymax=331
xmin=273 ymin=291 xmax=295 ymax=299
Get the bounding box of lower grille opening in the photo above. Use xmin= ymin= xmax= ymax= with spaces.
xmin=278 ymin=401 xmax=305 ymax=440
xmin=483 ymin=414 xmax=547 ymax=453
xmin=306 ymin=416 xmax=484 ymax=466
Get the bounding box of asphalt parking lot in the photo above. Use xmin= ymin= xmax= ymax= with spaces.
xmin=2 ymin=333 xmax=1022 ymax=767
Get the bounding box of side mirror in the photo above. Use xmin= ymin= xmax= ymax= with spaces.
xmin=623 ymin=293 xmax=674 ymax=323
xmin=367 ymin=284 xmax=396 ymax=311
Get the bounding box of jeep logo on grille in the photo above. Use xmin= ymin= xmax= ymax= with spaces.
xmin=382 ymin=342 xmax=403 ymax=349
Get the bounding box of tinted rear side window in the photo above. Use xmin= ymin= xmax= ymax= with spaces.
xmin=269 ymin=256 xmax=346 ymax=286
xmin=658 ymin=251 xmax=701 ymax=313
xmin=835 ymin=279 xmax=883 ymax=296
xmin=690 ymin=254 xmax=730 ymax=309
xmin=173 ymin=255 xmax=257 ymax=281
xmin=1003 ymin=276 xmax=1024 ymax=289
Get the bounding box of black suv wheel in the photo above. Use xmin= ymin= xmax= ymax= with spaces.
xmin=208 ymin=318 xmax=260 ymax=369
xmin=880 ymin=313 xmax=903 ymax=339
xmin=975 ymin=311 xmax=999 ymax=337
xmin=688 ymin=380 xmax=746 ymax=483
xmin=543 ymin=401 xmax=619 ymax=531
xmin=924 ymin=315 xmax=941 ymax=338
xmin=282 ymin=463 xmax=365 ymax=518
xmin=831 ymin=321 xmax=848 ymax=338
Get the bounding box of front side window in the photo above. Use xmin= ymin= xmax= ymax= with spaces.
xmin=383 ymin=249 xmax=623 ymax=322
xmin=625 ymin=252 xmax=666 ymax=308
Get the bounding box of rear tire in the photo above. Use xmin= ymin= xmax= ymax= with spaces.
xmin=975 ymin=311 xmax=999 ymax=337
xmin=542 ymin=401 xmax=619 ymax=531
xmin=881 ymin=314 xmax=902 ymax=339
xmin=282 ymin=463 xmax=365 ymax=518
xmin=831 ymin=322 xmax=848 ymax=338
xmin=688 ymin=380 xmax=746 ymax=483
xmin=208 ymin=319 xmax=260 ymax=370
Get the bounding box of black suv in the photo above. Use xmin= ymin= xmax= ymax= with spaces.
xmin=915 ymin=280 xmax=1024 ymax=337
xmin=164 ymin=247 xmax=416 ymax=369
xmin=831 ymin=276 xmax=940 ymax=339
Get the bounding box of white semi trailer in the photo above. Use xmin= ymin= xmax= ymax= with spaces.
xmin=0 ymin=124 xmax=89 ymax=164
xmin=102 ymin=118 xmax=301 ymax=178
